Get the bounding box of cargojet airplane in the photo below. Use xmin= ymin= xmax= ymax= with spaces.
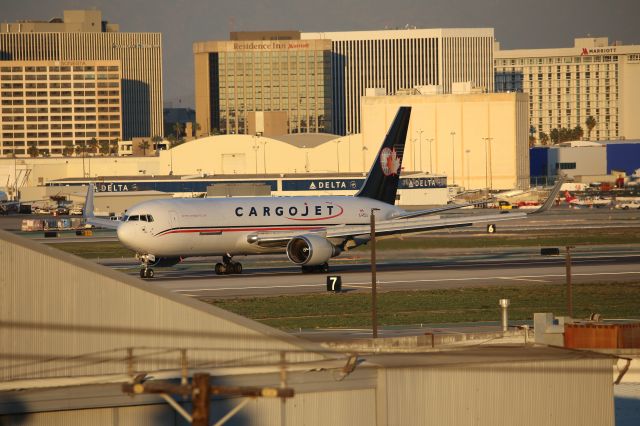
xmin=85 ymin=107 xmax=563 ymax=278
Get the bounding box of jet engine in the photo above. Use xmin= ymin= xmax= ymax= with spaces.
xmin=286 ymin=235 xmax=341 ymax=266
xmin=148 ymin=257 xmax=182 ymax=267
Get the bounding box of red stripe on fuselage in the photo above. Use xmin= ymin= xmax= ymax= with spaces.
xmin=158 ymin=226 xmax=325 ymax=236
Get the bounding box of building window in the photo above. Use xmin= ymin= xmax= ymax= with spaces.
xmin=556 ymin=162 xmax=576 ymax=170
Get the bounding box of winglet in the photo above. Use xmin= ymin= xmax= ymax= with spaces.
xmin=529 ymin=177 xmax=565 ymax=215
xmin=83 ymin=183 xmax=95 ymax=219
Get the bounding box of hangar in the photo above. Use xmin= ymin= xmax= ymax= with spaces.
xmin=0 ymin=230 xmax=618 ymax=425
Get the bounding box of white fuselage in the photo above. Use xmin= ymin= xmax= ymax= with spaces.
xmin=116 ymin=196 xmax=401 ymax=257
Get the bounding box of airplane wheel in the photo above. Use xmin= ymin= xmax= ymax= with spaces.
xmin=140 ymin=269 xmax=146 ymax=278
xmin=232 ymin=262 xmax=243 ymax=274
xmin=214 ymin=263 xmax=225 ymax=275
xmin=147 ymin=268 xmax=154 ymax=278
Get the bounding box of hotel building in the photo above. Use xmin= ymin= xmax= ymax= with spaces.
xmin=194 ymin=33 xmax=332 ymax=136
xmin=301 ymin=29 xmax=495 ymax=135
xmin=0 ymin=60 xmax=122 ymax=157
xmin=495 ymin=37 xmax=640 ymax=141
xmin=0 ymin=10 xmax=163 ymax=141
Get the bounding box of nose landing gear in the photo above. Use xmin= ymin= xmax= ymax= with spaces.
xmin=138 ymin=254 xmax=155 ymax=279
xmin=214 ymin=254 xmax=243 ymax=275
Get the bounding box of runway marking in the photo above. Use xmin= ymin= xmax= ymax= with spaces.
xmin=172 ymin=271 xmax=640 ymax=292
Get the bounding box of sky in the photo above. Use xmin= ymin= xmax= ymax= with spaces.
xmin=4 ymin=0 xmax=639 ymax=108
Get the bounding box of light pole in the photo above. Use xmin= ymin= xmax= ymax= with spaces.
xmin=370 ymin=207 xmax=380 ymax=339
xmin=417 ymin=129 xmax=424 ymax=171
xmin=482 ymin=137 xmax=494 ymax=191
xmin=465 ymin=149 xmax=471 ymax=189
xmin=410 ymin=138 xmax=417 ymax=171
xmin=335 ymin=140 xmax=341 ymax=173
xmin=426 ymin=138 xmax=434 ymax=174
xmin=261 ymin=140 xmax=268 ymax=174
xmin=450 ymin=132 xmax=456 ymax=186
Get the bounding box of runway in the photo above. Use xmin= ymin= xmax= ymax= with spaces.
xmin=118 ymin=246 xmax=640 ymax=298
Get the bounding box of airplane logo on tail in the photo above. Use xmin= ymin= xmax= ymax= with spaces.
xmin=380 ymin=147 xmax=401 ymax=176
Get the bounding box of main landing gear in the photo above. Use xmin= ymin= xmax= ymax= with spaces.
xmin=301 ymin=262 xmax=329 ymax=273
xmin=214 ymin=254 xmax=243 ymax=275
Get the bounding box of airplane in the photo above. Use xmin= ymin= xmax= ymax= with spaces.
xmin=564 ymin=190 xmax=610 ymax=208
xmin=0 ymin=190 xmax=23 ymax=215
xmin=85 ymin=107 xmax=564 ymax=278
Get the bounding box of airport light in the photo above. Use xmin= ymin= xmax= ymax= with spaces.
xmin=410 ymin=138 xmax=417 ymax=171
xmin=450 ymin=132 xmax=456 ymax=185
xmin=261 ymin=139 xmax=268 ymax=174
xmin=370 ymin=208 xmax=380 ymax=339
xmin=417 ymin=129 xmax=424 ymax=171
xmin=425 ymin=138 xmax=434 ymax=174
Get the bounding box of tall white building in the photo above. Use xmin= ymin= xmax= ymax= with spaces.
xmin=302 ymin=29 xmax=495 ymax=135
xmin=495 ymin=37 xmax=640 ymax=142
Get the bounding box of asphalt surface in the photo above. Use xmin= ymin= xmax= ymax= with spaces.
xmin=118 ymin=245 xmax=640 ymax=298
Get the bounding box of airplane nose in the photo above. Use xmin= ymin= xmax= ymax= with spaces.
xmin=116 ymin=223 xmax=136 ymax=250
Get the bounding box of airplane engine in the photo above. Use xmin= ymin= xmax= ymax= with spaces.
xmin=286 ymin=235 xmax=341 ymax=266
xmin=148 ymin=257 xmax=182 ymax=267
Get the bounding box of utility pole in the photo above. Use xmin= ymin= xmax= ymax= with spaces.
xmin=370 ymin=208 xmax=380 ymax=338
xmin=426 ymin=138 xmax=434 ymax=174
xmin=566 ymin=246 xmax=574 ymax=318
xmin=417 ymin=129 xmax=424 ymax=171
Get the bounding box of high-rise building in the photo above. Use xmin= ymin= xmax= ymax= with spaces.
xmin=194 ymin=34 xmax=332 ymax=136
xmin=301 ymin=29 xmax=495 ymax=135
xmin=0 ymin=9 xmax=163 ymax=141
xmin=495 ymin=37 xmax=640 ymax=141
xmin=0 ymin=60 xmax=122 ymax=157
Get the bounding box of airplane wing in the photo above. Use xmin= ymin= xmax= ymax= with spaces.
xmin=248 ymin=178 xmax=564 ymax=248
xmin=391 ymin=199 xmax=492 ymax=219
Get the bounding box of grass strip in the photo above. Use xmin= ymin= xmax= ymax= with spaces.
xmin=203 ymin=282 xmax=640 ymax=329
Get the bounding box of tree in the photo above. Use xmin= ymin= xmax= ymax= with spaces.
xmin=172 ymin=122 xmax=183 ymax=141
xmin=151 ymin=135 xmax=163 ymax=152
xmin=529 ymin=134 xmax=537 ymax=148
xmin=139 ymin=139 xmax=150 ymax=156
xmin=572 ymin=126 xmax=584 ymax=141
xmin=539 ymin=132 xmax=549 ymax=146
xmin=62 ymin=141 xmax=74 ymax=157
xmin=109 ymin=138 xmax=119 ymax=156
xmin=585 ymin=116 xmax=597 ymax=140
xmin=550 ymin=128 xmax=559 ymax=144
xmin=27 ymin=142 xmax=39 ymax=158
xmin=87 ymin=137 xmax=98 ymax=156
xmin=99 ymin=139 xmax=111 ymax=156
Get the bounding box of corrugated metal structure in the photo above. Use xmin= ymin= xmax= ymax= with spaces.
xmin=0 ymin=230 xmax=618 ymax=425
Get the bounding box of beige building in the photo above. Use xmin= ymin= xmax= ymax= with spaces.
xmin=495 ymin=37 xmax=640 ymax=142
xmin=0 ymin=60 xmax=122 ymax=158
xmin=361 ymin=92 xmax=530 ymax=190
xmin=0 ymin=9 xmax=163 ymax=140
xmin=194 ymin=36 xmax=332 ymax=137
xmin=302 ymin=28 xmax=496 ymax=135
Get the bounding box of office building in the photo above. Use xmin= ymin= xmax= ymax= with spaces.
xmin=0 ymin=60 xmax=122 ymax=157
xmin=301 ymin=28 xmax=495 ymax=134
xmin=0 ymin=9 xmax=163 ymax=140
xmin=495 ymin=37 xmax=640 ymax=142
xmin=194 ymin=34 xmax=332 ymax=136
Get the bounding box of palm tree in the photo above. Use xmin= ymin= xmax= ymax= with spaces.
xmin=27 ymin=142 xmax=39 ymax=158
xmin=62 ymin=141 xmax=74 ymax=157
xmin=99 ymin=139 xmax=110 ymax=155
xmin=139 ymin=139 xmax=150 ymax=156
xmin=87 ymin=137 xmax=98 ymax=156
xmin=172 ymin=122 xmax=183 ymax=142
xmin=585 ymin=116 xmax=597 ymax=140
xmin=539 ymin=132 xmax=549 ymax=146
xmin=528 ymin=134 xmax=537 ymax=148
xmin=109 ymin=138 xmax=119 ymax=156
xmin=151 ymin=135 xmax=163 ymax=153
xmin=550 ymin=128 xmax=559 ymax=144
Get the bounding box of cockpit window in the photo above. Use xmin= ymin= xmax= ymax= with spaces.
xmin=125 ymin=214 xmax=153 ymax=222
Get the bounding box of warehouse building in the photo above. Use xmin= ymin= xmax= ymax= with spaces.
xmin=530 ymin=140 xmax=640 ymax=180
xmin=0 ymin=229 xmax=619 ymax=425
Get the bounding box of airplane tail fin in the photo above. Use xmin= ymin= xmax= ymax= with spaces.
xmin=83 ymin=183 xmax=95 ymax=219
xmin=355 ymin=106 xmax=411 ymax=205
